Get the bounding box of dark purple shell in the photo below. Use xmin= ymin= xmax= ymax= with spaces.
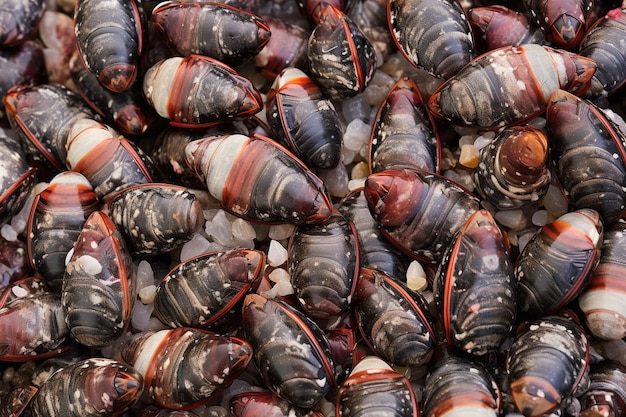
xmin=27 ymin=171 xmax=99 ymax=288
xmin=369 ymin=76 xmax=439 ymax=175
xmin=523 ymin=0 xmax=592 ymax=49
xmin=0 ymin=133 xmax=37 ymax=227
xmin=153 ymin=249 xmax=265 ymax=331
xmin=356 ymin=268 xmax=436 ymax=367
xmin=0 ymin=0 xmax=45 ymax=47
xmin=253 ymin=16 xmax=309 ymax=80
xmin=74 ymin=0 xmax=144 ymax=92
xmin=230 ymin=391 xmax=325 ymax=417
xmin=364 ymin=168 xmax=480 ymax=263
xmin=0 ymin=40 xmax=47 ymax=114
xmin=62 ymin=210 xmax=137 ymax=347
xmin=434 ymin=209 xmax=516 ymax=356
xmin=422 ymin=354 xmax=501 ymax=417
xmin=288 ymin=211 xmax=358 ymax=319
xmin=0 ymin=237 xmax=33 ymax=286
xmin=307 ymin=4 xmax=376 ymax=99
xmin=579 ymin=360 xmax=626 ymax=417
xmin=388 ymin=0 xmax=473 ymax=79
xmin=241 ymin=293 xmax=337 ymax=408
xmin=546 ymin=89 xmax=626 ymax=224
xmin=507 ymin=315 xmax=590 ymax=417
xmin=151 ymin=1 xmax=270 ymax=66
xmin=515 ymin=208 xmax=603 ymax=320
xmin=30 ymin=358 xmax=144 ymax=417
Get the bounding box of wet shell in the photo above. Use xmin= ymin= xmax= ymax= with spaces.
xmin=65 ymin=118 xmax=156 ymax=199
xmin=253 ymin=16 xmax=309 ymax=80
xmin=27 ymin=171 xmax=99 ymax=287
xmin=356 ymin=268 xmax=436 ymax=367
xmin=266 ymin=67 xmax=343 ymax=170
xmin=143 ymin=55 xmax=263 ymax=128
xmin=427 ymin=44 xmax=597 ymax=129
xmin=434 ymin=209 xmax=516 ymax=356
xmin=524 ymin=0 xmax=592 ymax=49
xmin=369 ymin=76 xmax=439 ymax=175
xmin=579 ymin=360 xmax=626 ymax=417
xmin=151 ymin=1 xmax=271 ymax=66
xmin=230 ymin=391 xmax=325 ymax=417
xmin=0 ymin=385 xmax=37 ymax=417
xmin=388 ymin=0 xmax=474 ymax=79
xmin=364 ymin=168 xmax=480 ymax=263
xmin=116 ymin=327 xmax=252 ymax=410
xmin=102 ymin=183 xmax=204 ymax=256
xmin=507 ymin=315 xmax=590 ymax=417
xmin=0 ymin=0 xmax=45 ymax=47
xmin=4 ymin=83 xmax=96 ymax=174
xmin=337 ymin=187 xmax=411 ymax=282
xmin=29 ymin=358 xmax=144 ymax=417
xmin=0 ymin=238 xmax=33 ymax=285
xmin=0 ymin=133 xmax=37 ymax=227
xmin=288 ymin=211 xmax=359 ymax=319
xmin=336 ymin=356 xmax=419 ymax=417
xmin=577 ymin=219 xmax=626 ymax=341
xmin=184 ymin=134 xmax=333 ymax=224
xmin=515 ymin=208 xmax=603 ymax=320
xmin=241 ymin=293 xmax=337 ymax=408
xmin=74 ymin=0 xmax=144 ymax=92
xmin=422 ymin=354 xmax=501 ymax=417
xmin=0 ymin=40 xmax=47 ymax=116
xmin=62 ymin=210 xmax=137 ymax=347
xmin=546 ymin=89 xmax=626 ymax=224
xmin=473 ymin=126 xmax=551 ymax=210
xmin=307 ymin=4 xmax=376 ymax=99
xmin=153 ymin=249 xmax=265 ymax=330
xmin=0 ymin=291 xmax=69 ymax=361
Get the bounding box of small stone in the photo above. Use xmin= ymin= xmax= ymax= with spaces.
xmin=267 ymin=239 xmax=288 ymax=267
xmin=1 ymin=224 xmax=17 ymax=241
xmin=180 ymin=233 xmax=212 ymax=261
xmin=542 ymin=184 xmax=568 ymax=218
xmin=231 ymin=218 xmax=256 ymax=242
xmin=351 ymin=161 xmax=369 ymax=180
xmin=205 ymin=209 xmax=234 ymax=247
xmin=494 ymin=209 xmax=527 ymax=230
xmin=139 ymin=285 xmax=157 ymax=304
xmin=131 ymin=300 xmax=154 ymax=331
xmin=406 ymin=260 xmax=428 ymax=292
xmin=318 ymin=163 xmax=349 ymax=198
xmin=531 ymin=210 xmax=549 ymax=227
xmin=136 ymin=260 xmax=155 ymax=290
xmin=459 ymin=144 xmax=479 ymax=168
xmin=268 ymin=224 xmax=295 ymax=241
xmin=343 ymin=119 xmax=371 ymax=152
xmin=267 ymin=268 xmax=294 ymax=296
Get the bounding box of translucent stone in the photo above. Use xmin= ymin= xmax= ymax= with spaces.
xmin=542 ymin=184 xmax=569 ymax=218
xmin=139 ymin=285 xmax=157 ymax=304
xmin=267 ymin=268 xmax=294 ymax=296
xmin=531 ymin=210 xmax=549 ymax=227
xmin=180 ymin=233 xmax=212 ymax=262
xmin=494 ymin=209 xmax=526 ymax=229
xmin=231 ymin=218 xmax=256 ymax=242
xmin=268 ymin=224 xmax=295 ymax=241
xmin=351 ymin=161 xmax=369 ymax=180
xmin=318 ymin=163 xmax=349 ymax=198
xmin=343 ymin=119 xmax=371 ymax=152
xmin=205 ymin=209 xmax=234 ymax=247
xmin=131 ymin=301 xmax=154 ymax=331
xmin=267 ymin=239 xmax=288 ymax=267
xmin=1 ymin=224 xmax=17 ymax=242
xmin=459 ymin=144 xmax=480 ymax=168
xmin=341 ymin=94 xmax=370 ymax=122
xmin=406 ymin=260 xmax=428 ymax=292
xmin=136 ymin=260 xmax=155 ymax=289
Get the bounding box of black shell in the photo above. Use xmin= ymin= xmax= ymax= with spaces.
xmin=288 ymin=211 xmax=359 ymax=319
xmin=0 ymin=40 xmax=47 ymax=116
xmin=241 ymin=293 xmax=337 ymax=409
xmin=0 ymin=0 xmax=45 ymax=47
xmin=546 ymin=88 xmax=626 ymax=224
xmin=434 ymin=209 xmax=516 ymax=356
xmin=62 ymin=210 xmax=137 ymax=347
xmin=356 ymin=268 xmax=436 ymax=367
xmin=153 ymin=249 xmax=265 ymax=330
xmin=515 ymin=208 xmax=603 ymax=320
xmin=523 ymin=0 xmax=591 ymax=49
xmin=230 ymin=391 xmax=324 ymax=417
xmin=0 ymin=133 xmax=37 ymax=227
xmin=579 ymin=360 xmax=626 ymax=417
xmin=507 ymin=315 xmax=590 ymax=417
xmin=388 ymin=0 xmax=474 ymax=79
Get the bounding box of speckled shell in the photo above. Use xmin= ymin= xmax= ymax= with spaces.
xmin=434 ymin=209 xmax=516 ymax=356
xmin=151 ymin=1 xmax=270 ymax=66
xmin=4 ymin=84 xmax=96 ymax=173
xmin=153 ymin=249 xmax=265 ymax=330
xmin=254 ymin=16 xmax=309 ymax=80
xmin=0 ymin=242 xmax=34 ymax=287
xmin=468 ymin=5 xmax=545 ymax=53
xmin=337 ymin=187 xmax=411 ymax=282
xmin=515 ymin=208 xmax=603 ymax=320
xmin=102 ymin=183 xmax=203 ymax=256
xmin=356 ymin=268 xmax=436 ymax=367
xmin=30 ymin=358 xmax=144 ymax=417
xmin=230 ymin=391 xmax=325 ymax=417
xmin=27 ymin=171 xmax=99 ymax=287
xmin=0 ymin=275 xmax=49 ymax=308
xmin=307 ymin=4 xmax=376 ymax=99
xmin=62 ymin=210 xmax=137 ymax=347
xmin=388 ymin=0 xmax=474 ymax=79
xmin=0 ymin=40 xmax=47 ymax=114
xmin=427 ymin=44 xmax=597 ymax=129
xmin=0 ymin=291 xmax=69 ymax=361
xmin=578 ymin=219 xmax=626 ymax=341
xmin=69 ymin=53 xmax=155 ymax=136
xmin=546 ymin=89 xmax=626 ymax=224
xmin=0 ymin=133 xmax=37 ymax=226
xmin=474 ymin=126 xmax=551 ymax=210
xmin=369 ymin=76 xmax=439 ymax=175
xmin=65 ymin=118 xmax=156 ymax=199
xmin=0 ymin=0 xmax=45 ymax=47
xmin=422 ymin=354 xmax=501 ymax=417
xmin=266 ymin=67 xmax=343 ymax=170
xmin=0 ymin=385 xmax=37 ymax=417
xmin=116 ymin=327 xmax=252 ymax=410
xmin=142 ymin=55 xmax=263 ymax=128
xmin=74 ymin=0 xmax=144 ymax=92
xmin=364 ymin=168 xmax=480 ymax=263
xmin=507 ymin=315 xmax=590 ymax=417
xmin=579 ymin=360 xmax=626 ymax=417
xmin=524 ymin=0 xmax=592 ymax=49
xmin=335 ymin=356 xmax=419 ymax=417
xmin=288 ymin=211 xmax=359 ymax=319
xmin=184 ymin=134 xmax=333 ymax=224
xmin=580 ymin=8 xmax=626 ymax=98
xmin=241 ymin=293 xmax=337 ymax=409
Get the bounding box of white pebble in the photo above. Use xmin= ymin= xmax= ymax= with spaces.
xmin=131 ymin=300 xmax=154 ymax=331
xmin=494 ymin=209 xmax=526 ymax=230
xmin=343 ymin=119 xmax=371 ymax=152
xmin=348 ymin=178 xmax=366 ymax=191
xmin=205 ymin=209 xmax=234 ymax=247
xmin=139 ymin=285 xmax=157 ymax=304
xmin=406 ymin=260 xmax=428 ymax=292
xmin=267 ymin=268 xmax=294 ymax=296
xmin=1 ymin=224 xmax=17 ymax=242
xmin=180 ymin=233 xmax=212 ymax=261
xmin=267 ymin=239 xmax=288 ymax=267
xmin=136 ymin=260 xmax=155 ymax=290
xmin=231 ymin=218 xmax=256 ymax=242
xmin=268 ymin=224 xmax=295 ymax=241
xmin=341 ymin=94 xmax=370 ymax=122
xmin=601 ymin=338 xmax=626 ymax=366
xmin=531 ymin=210 xmax=549 ymax=227
xmin=473 ymin=133 xmax=494 ymax=150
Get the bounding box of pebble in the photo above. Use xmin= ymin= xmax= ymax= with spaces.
xmin=267 ymin=239 xmax=288 ymax=267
